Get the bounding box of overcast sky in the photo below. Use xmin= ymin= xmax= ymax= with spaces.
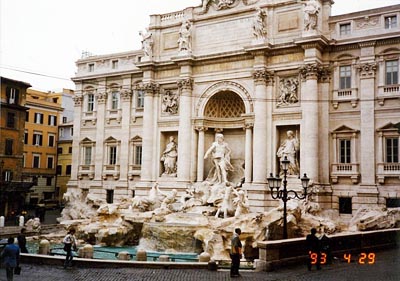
xmin=0 ymin=0 xmax=398 ymax=91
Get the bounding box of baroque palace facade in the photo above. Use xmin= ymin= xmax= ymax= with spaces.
xmin=70 ymin=0 xmax=400 ymax=215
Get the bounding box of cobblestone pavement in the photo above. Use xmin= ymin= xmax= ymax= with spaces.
xmin=1 ymin=248 xmax=399 ymax=281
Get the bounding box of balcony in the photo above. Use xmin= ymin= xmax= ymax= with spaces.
xmin=377 ymin=85 xmax=400 ymax=106
xmin=78 ymin=164 xmax=95 ymax=180
xmin=331 ymin=163 xmax=360 ymax=184
xmin=332 ymin=88 xmax=358 ymax=109
xmin=102 ymin=165 xmax=120 ymax=180
xmin=377 ymin=163 xmax=400 ymax=184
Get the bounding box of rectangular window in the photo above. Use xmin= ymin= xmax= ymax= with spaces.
xmin=5 ymin=139 xmax=13 ymax=155
xmin=34 ymin=113 xmax=44 ymax=124
xmin=339 ymin=197 xmax=352 ymax=214
xmin=68 ymin=147 xmax=73 ymax=154
xmin=134 ymin=145 xmax=142 ymax=165
xmin=70 ymin=128 xmax=73 ymax=136
xmin=26 ymin=111 xmax=29 ymax=122
xmin=47 ymin=156 xmax=54 ymax=169
xmin=48 ymin=115 xmax=57 ymax=126
xmin=106 ymin=190 xmax=114 ymax=204
xmin=339 ymin=139 xmax=351 ymax=163
xmin=88 ymin=63 xmax=94 ymax=72
xmin=339 ymin=65 xmax=351 ymax=89
xmin=386 ymin=198 xmax=400 ymax=208
xmin=385 ymin=15 xmax=397 ymax=29
xmin=112 ymin=60 xmax=118 ymax=69
xmin=48 ymin=134 xmax=55 ymax=147
xmin=6 ymin=112 xmax=15 ymax=128
xmin=24 ymin=131 xmax=29 ymax=144
xmin=66 ymin=165 xmax=72 ymax=175
xmin=339 ymin=23 xmax=351 ymax=35
xmin=84 ymin=147 xmax=92 ymax=165
xmin=109 ymin=146 xmax=117 ymax=165
xmin=6 ymin=87 xmax=19 ymax=104
xmin=33 ymin=133 xmax=43 ymax=146
xmin=57 ymin=147 xmax=63 ymax=154
xmin=46 ymin=177 xmax=52 ymax=186
xmin=111 ymin=92 xmax=119 ymax=110
xmin=56 ymin=165 xmax=62 ymax=175
xmin=385 ymin=60 xmax=399 ymax=85
xmin=87 ymin=94 xmax=94 ymax=112
xmin=62 ymin=116 xmax=67 ymax=123
xmin=33 ymin=155 xmax=40 ymax=168
xmin=4 ymin=171 xmax=13 ymax=182
xmin=137 ymin=90 xmax=144 ymax=108
xmin=60 ymin=128 xmax=64 ymax=137
xmin=386 ymin=138 xmax=399 ymax=163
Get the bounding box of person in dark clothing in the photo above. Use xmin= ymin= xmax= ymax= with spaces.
xmin=63 ymin=228 xmax=77 ymax=268
xmin=230 ymin=228 xmax=242 ymax=278
xmin=306 ymin=228 xmax=321 ymax=270
xmin=1 ymin=237 xmax=20 ymax=281
xmin=17 ymin=228 xmax=28 ymax=253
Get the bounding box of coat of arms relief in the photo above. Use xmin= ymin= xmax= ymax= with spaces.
xmin=201 ymin=0 xmax=260 ymax=13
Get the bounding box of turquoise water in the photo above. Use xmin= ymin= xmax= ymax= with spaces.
xmin=27 ymin=242 xmax=199 ymax=262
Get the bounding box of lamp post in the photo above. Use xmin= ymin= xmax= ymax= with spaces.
xmin=267 ymin=156 xmax=310 ymax=239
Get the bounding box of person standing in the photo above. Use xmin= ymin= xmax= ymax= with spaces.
xmin=230 ymin=228 xmax=242 ymax=278
xmin=306 ymin=228 xmax=321 ymax=270
xmin=17 ymin=228 xmax=29 ymax=253
xmin=1 ymin=237 xmax=20 ymax=281
xmin=63 ymin=228 xmax=77 ymax=268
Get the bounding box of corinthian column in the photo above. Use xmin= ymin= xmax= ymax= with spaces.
xmin=94 ymin=90 xmax=107 ymax=181
xmin=140 ymin=82 xmax=159 ymax=181
xmin=119 ymin=89 xmax=132 ymax=181
xmin=299 ymin=63 xmax=320 ymax=182
xmin=196 ymin=126 xmax=207 ymax=182
xmin=177 ymin=78 xmax=193 ymax=182
xmin=252 ymin=68 xmax=273 ymax=183
xmin=70 ymin=94 xmax=83 ymax=182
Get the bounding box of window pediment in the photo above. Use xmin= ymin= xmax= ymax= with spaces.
xmin=377 ymin=122 xmax=400 ymax=133
xmin=331 ymin=125 xmax=359 ymax=134
xmin=80 ymin=137 xmax=94 ymax=144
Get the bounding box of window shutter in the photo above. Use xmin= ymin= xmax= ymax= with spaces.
xmin=40 ymin=114 xmax=43 ymax=124
xmin=54 ymin=116 xmax=57 ymax=125
xmin=39 ymin=135 xmax=43 ymax=146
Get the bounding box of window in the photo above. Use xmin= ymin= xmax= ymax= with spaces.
xmin=106 ymin=190 xmax=114 ymax=204
xmin=24 ymin=131 xmax=29 ymax=144
xmin=47 ymin=156 xmax=54 ymax=169
xmin=60 ymin=128 xmax=64 ymax=137
xmin=386 ymin=137 xmax=399 ymax=163
xmin=137 ymin=90 xmax=144 ymax=108
xmin=63 ymin=116 xmax=67 ymax=123
xmin=339 ymin=139 xmax=351 ymax=163
xmin=48 ymin=134 xmax=55 ymax=147
xmin=5 ymin=139 xmax=13 ymax=155
xmin=56 ymin=165 xmax=62 ymax=175
xmin=385 ymin=15 xmax=397 ymax=29
xmin=68 ymin=147 xmax=72 ymax=153
xmin=339 ymin=197 xmax=352 ymax=214
xmin=46 ymin=177 xmax=52 ymax=186
xmin=386 ymin=198 xmax=400 ymax=208
xmin=339 ymin=23 xmax=351 ymax=35
xmin=66 ymin=165 xmax=72 ymax=175
xmin=385 ymin=60 xmax=398 ymax=85
xmin=33 ymin=132 xmax=43 ymax=146
xmin=109 ymin=146 xmax=117 ymax=165
xmin=134 ymin=145 xmax=142 ymax=165
xmin=6 ymin=112 xmax=15 ymax=128
xmin=339 ymin=65 xmax=351 ymax=89
xmin=57 ymin=147 xmax=63 ymax=154
xmin=3 ymin=171 xmax=13 ymax=182
xmin=6 ymin=87 xmax=19 ymax=104
xmin=84 ymin=146 xmax=92 ymax=165
xmin=48 ymin=115 xmax=57 ymax=126
xmin=34 ymin=113 xmax=44 ymax=124
xmin=112 ymin=60 xmax=118 ymax=69
xmin=88 ymin=63 xmax=94 ymax=72
xmin=33 ymin=155 xmax=40 ymax=168
xmin=70 ymin=128 xmax=73 ymax=136
xmin=111 ymin=91 xmax=119 ymax=110
xmin=87 ymin=94 xmax=95 ymax=112
xmin=26 ymin=111 xmax=29 ymax=122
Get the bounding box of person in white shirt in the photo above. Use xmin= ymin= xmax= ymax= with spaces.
xmin=63 ymin=228 xmax=77 ymax=268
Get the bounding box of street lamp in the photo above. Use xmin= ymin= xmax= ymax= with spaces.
xmin=267 ymin=156 xmax=310 ymax=239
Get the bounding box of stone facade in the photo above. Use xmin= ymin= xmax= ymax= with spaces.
xmin=70 ymin=0 xmax=400 ymax=215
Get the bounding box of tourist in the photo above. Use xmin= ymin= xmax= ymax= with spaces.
xmin=17 ymin=228 xmax=28 ymax=253
xmin=306 ymin=228 xmax=321 ymax=270
xmin=1 ymin=237 xmax=20 ymax=281
xmin=230 ymin=228 xmax=242 ymax=277
xmin=63 ymin=228 xmax=77 ymax=268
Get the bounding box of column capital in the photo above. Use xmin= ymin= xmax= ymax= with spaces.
xmin=121 ymin=89 xmax=132 ymax=101
xmin=73 ymin=96 xmax=83 ymax=107
xmin=244 ymin=121 xmax=254 ymax=130
xmin=135 ymin=82 xmax=160 ymax=96
xmin=299 ymin=63 xmax=321 ymax=81
xmin=177 ymin=78 xmax=193 ymax=91
xmin=253 ymin=68 xmax=274 ymax=85
xmin=195 ymin=126 xmax=208 ymax=132
xmin=357 ymin=62 xmax=377 ymax=78
xmin=318 ymin=66 xmax=332 ymax=83
xmin=96 ymin=92 xmax=107 ymax=104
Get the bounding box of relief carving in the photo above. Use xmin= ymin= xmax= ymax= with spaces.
xmin=139 ymin=28 xmax=153 ymax=59
xmin=178 ymin=20 xmax=192 ymax=53
xmin=277 ymin=77 xmax=299 ymax=107
xmin=252 ymin=7 xmax=267 ymax=40
xmin=303 ymin=0 xmax=320 ymax=31
xmin=357 ymin=62 xmax=377 ymax=78
xmin=162 ymin=90 xmax=179 ymax=115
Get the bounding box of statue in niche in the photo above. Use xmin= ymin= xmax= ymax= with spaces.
xmin=178 ymin=20 xmax=192 ymax=52
xmin=303 ymin=0 xmax=320 ymax=31
xmin=161 ymin=136 xmax=178 ymax=176
xmin=277 ymin=130 xmax=300 ymax=176
xmin=204 ymin=133 xmax=234 ymax=184
xmin=161 ymin=90 xmax=179 ymax=115
xmin=252 ymin=7 xmax=267 ymax=40
xmin=139 ymin=28 xmax=153 ymax=58
xmin=277 ymin=77 xmax=299 ymax=107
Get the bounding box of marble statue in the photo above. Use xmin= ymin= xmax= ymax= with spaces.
xmin=159 ymin=189 xmax=178 ymax=211
xmin=303 ymin=0 xmax=319 ymax=31
xmin=277 ymin=77 xmax=299 ymax=107
xmin=139 ymin=28 xmax=153 ymax=58
xmin=132 ymin=183 xmax=165 ymax=211
xmin=161 ymin=90 xmax=179 ymax=115
xmin=233 ymin=189 xmax=250 ymax=217
xmin=252 ymin=7 xmax=267 ymax=40
xmin=161 ymin=136 xmax=178 ymax=176
xmin=178 ymin=20 xmax=192 ymax=52
xmin=201 ymin=0 xmax=213 ymax=13
xmin=277 ymin=130 xmax=300 ymax=176
xmin=204 ymin=133 xmax=234 ymax=184
xmin=215 ymin=184 xmax=235 ymax=218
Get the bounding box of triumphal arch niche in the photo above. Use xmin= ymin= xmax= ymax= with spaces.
xmin=195 ymin=81 xmax=255 ymax=184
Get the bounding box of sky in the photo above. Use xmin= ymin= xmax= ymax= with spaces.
xmin=0 ymin=0 xmax=399 ymax=91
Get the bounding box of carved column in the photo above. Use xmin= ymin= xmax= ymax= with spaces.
xmin=119 ymin=88 xmax=132 ymax=181
xmin=299 ymin=63 xmax=320 ymax=182
xmin=140 ymin=82 xmax=159 ymax=181
xmin=357 ymin=62 xmax=377 ymax=184
xmin=177 ymin=78 xmax=193 ymax=182
xmin=196 ymin=126 xmax=207 ymax=182
xmin=378 ymin=132 xmax=383 ymax=163
xmin=244 ymin=122 xmax=253 ymax=183
xmin=319 ymin=66 xmax=331 ymax=184
xmin=94 ymin=87 xmax=107 ymax=181
xmin=332 ymin=133 xmax=337 ymax=163
xmin=252 ymin=68 xmax=272 ymax=183
xmin=71 ymin=94 xmax=83 ymax=182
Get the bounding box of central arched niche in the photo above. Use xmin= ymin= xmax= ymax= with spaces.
xmin=204 ymin=91 xmax=245 ymax=118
